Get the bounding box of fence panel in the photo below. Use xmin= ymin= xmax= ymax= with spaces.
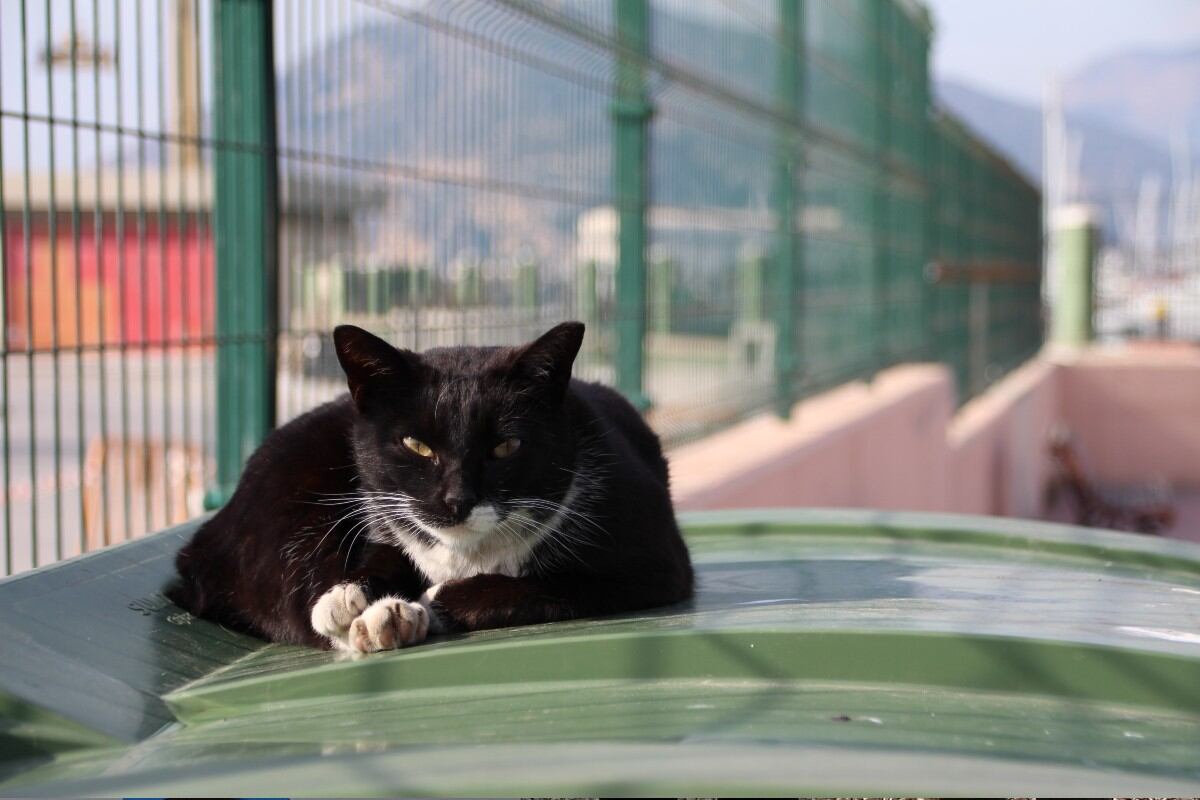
xmin=0 ymin=0 xmax=217 ymax=575
xmin=0 ymin=0 xmax=1043 ymax=575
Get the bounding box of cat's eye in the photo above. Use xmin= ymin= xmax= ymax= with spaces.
xmin=492 ymin=438 xmax=521 ymax=459
xmin=402 ymin=437 xmax=434 ymax=458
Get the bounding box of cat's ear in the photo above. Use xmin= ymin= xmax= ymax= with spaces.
xmin=507 ymin=321 xmax=585 ymax=402
xmin=332 ymin=325 xmax=418 ymax=410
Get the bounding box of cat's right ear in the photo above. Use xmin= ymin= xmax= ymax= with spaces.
xmin=332 ymin=325 xmax=418 ymax=410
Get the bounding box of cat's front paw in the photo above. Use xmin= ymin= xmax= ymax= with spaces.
xmin=311 ymin=582 xmax=368 ymax=648
xmin=348 ymin=597 xmax=429 ymax=653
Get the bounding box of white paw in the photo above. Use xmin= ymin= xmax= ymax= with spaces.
xmin=347 ymin=597 xmax=429 ymax=653
xmin=311 ymin=583 xmax=368 ymax=647
xmin=418 ymin=583 xmax=447 ymax=634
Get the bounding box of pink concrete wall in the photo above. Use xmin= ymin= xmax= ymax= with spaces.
xmin=1058 ymin=346 xmax=1200 ymax=489
xmin=946 ymin=359 xmax=1061 ymax=517
xmin=669 ymin=343 xmax=1200 ymax=521
xmin=671 ymin=364 xmax=955 ymax=512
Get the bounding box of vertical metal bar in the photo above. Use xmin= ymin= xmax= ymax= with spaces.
xmin=772 ymin=0 xmax=802 ymax=419
xmin=20 ymin=0 xmax=40 ymax=568
xmin=176 ymin=0 xmax=195 ymax=524
xmin=114 ymin=0 xmax=133 ymax=541
xmin=69 ymin=0 xmax=86 ymax=555
xmin=870 ymin=0 xmax=890 ymax=375
xmin=192 ymin=0 xmax=210 ymax=509
xmin=918 ymin=12 xmax=936 ymax=363
xmin=612 ymin=0 xmax=650 ymax=411
xmin=208 ymin=0 xmax=278 ymax=507
xmin=156 ymin=0 xmax=172 ymax=524
xmin=44 ymin=0 xmax=65 ymax=562
xmin=91 ymin=0 xmax=109 ymax=547
xmin=136 ymin=0 xmax=152 ymax=536
xmin=0 ymin=1 xmax=11 ymax=573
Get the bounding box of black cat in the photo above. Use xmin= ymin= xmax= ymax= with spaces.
xmin=168 ymin=322 xmax=693 ymax=652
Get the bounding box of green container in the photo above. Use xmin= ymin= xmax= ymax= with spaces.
xmin=2 ymin=509 xmax=1199 ymax=795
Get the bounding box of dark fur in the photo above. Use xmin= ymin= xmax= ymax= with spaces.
xmin=168 ymin=322 xmax=693 ymax=648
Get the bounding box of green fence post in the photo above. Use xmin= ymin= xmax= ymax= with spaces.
xmin=916 ymin=8 xmax=936 ymax=362
xmin=457 ymin=262 xmax=483 ymax=307
xmin=613 ymin=0 xmax=651 ymax=411
xmin=772 ymin=0 xmax=803 ymax=418
xmin=514 ymin=261 xmax=538 ymax=311
xmin=1051 ymin=205 xmax=1099 ymax=346
xmin=577 ymin=260 xmax=598 ymax=332
xmin=870 ymin=0 xmax=891 ymax=375
xmin=206 ymin=0 xmax=278 ymax=509
xmin=738 ymin=252 xmax=767 ymax=323
xmin=649 ymin=257 xmax=673 ymax=334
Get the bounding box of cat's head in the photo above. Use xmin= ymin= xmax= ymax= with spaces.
xmin=332 ymin=321 xmax=586 ymax=555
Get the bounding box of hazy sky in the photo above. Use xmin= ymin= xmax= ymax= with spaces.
xmin=926 ymin=0 xmax=1200 ymax=105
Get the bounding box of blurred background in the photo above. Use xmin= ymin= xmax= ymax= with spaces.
xmin=0 ymin=0 xmax=1196 ymax=576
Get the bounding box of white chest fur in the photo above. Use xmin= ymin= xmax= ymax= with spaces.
xmin=380 ymin=502 xmax=555 ymax=585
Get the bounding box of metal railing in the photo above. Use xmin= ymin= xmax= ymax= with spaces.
xmin=0 ymin=0 xmax=1043 ymax=575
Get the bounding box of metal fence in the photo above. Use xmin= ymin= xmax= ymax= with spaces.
xmin=0 ymin=0 xmax=1042 ymax=575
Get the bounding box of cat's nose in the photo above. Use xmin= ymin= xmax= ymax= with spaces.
xmin=442 ymin=490 xmax=476 ymax=521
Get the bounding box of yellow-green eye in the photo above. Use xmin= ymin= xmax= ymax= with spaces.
xmin=402 ymin=437 xmax=434 ymax=458
xmin=493 ymin=438 xmax=521 ymax=459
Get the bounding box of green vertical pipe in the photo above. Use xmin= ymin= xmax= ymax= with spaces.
xmin=915 ymin=8 xmax=935 ymax=362
xmin=772 ymin=0 xmax=802 ymax=418
xmin=207 ymin=0 xmax=278 ymax=509
xmin=739 ymin=254 xmax=767 ymax=323
xmin=649 ymin=258 xmax=673 ymax=334
xmin=870 ymin=0 xmax=891 ymax=374
xmin=514 ymin=261 xmax=538 ymax=311
xmin=577 ymin=260 xmax=598 ymax=331
xmin=457 ymin=263 xmax=483 ymax=307
xmin=612 ymin=0 xmax=651 ymax=410
xmin=408 ymin=264 xmax=427 ymax=306
xmin=1051 ymin=206 xmax=1098 ymax=346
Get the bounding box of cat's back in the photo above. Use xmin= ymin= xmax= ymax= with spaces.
xmin=180 ymin=395 xmax=358 ymax=551
xmin=232 ymin=394 xmax=359 ymax=496
xmin=569 ymin=379 xmax=669 ymax=485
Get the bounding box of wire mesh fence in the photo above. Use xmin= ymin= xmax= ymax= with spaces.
xmin=1 ymin=0 xmax=215 ymax=575
xmin=0 ymin=0 xmax=1043 ymax=575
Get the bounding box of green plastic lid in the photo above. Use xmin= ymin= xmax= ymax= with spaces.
xmin=2 ymin=509 xmax=1199 ymax=795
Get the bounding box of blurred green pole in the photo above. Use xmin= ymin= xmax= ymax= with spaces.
xmin=772 ymin=0 xmax=803 ymax=418
xmin=457 ymin=263 xmax=483 ymax=307
xmin=578 ymin=260 xmax=598 ymax=331
xmin=916 ymin=7 xmax=935 ymax=362
xmin=613 ymin=0 xmax=651 ymax=411
xmin=1051 ymin=205 xmax=1098 ymax=346
xmin=650 ymin=258 xmax=673 ymax=334
xmin=207 ymin=0 xmax=278 ymax=509
xmin=514 ymin=261 xmax=538 ymax=311
xmin=870 ymin=0 xmax=890 ymax=375
xmin=739 ymin=253 xmax=767 ymax=322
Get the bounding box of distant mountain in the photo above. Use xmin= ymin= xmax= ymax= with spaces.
xmin=276 ymin=11 xmax=778 ymax=273
xmin=281 ymin=8 xmax=1196 ymax=257
xmin=935 ymin=81 xmax=1043 ymax=181
xmin=937 ymin=79 xmax=1179 ymax=242
xmin=936 ymin=46 xmax=1200 ymax=246
xmin=1063 ymin=47 xmax=1200 ymax=150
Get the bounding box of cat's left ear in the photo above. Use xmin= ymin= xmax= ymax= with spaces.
xmin=508 ymin=321 xmax=584 ymax=402
xmin=333 ymin=325 xmax=419 ymax=410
